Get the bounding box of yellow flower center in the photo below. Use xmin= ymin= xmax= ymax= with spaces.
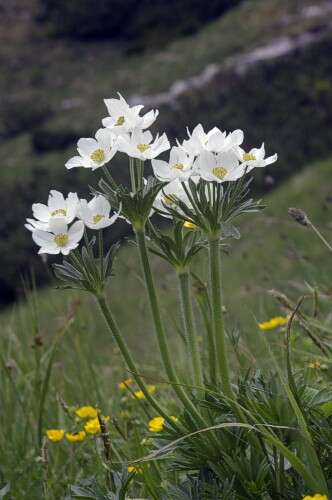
xmin=54 ymin=233 xmax=68 ymax=247
xmin=137 ymin=143 xmax=150 ymax=153
xmin=243 ymin=152 xmax=256 ymax=161
xmin=51 ymin=208 xmax=67 ymax=217
xmin=115 ymin=115 xmax=125 ymax=126
xmin=173 ymin=162 xmax=184 ymax=170
xmin=92 ymin=214 xmax=105 ymax=224
xmin=90 ymin=148 xmax=106 ymax=163
xmin=212 ymin=166 xmax=228 ymax=179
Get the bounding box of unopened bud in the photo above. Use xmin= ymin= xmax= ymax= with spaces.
xmin=288 ymin=207 xmax=308 ymax=226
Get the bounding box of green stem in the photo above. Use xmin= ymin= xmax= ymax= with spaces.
xmin=98 ymin=229 xmax=104 ymax=280
xmin=177 ymin=271 xmax=203 ymax=388
xmin=97 ymin=295 xmax=177 ymax=429
xmin=135 ymin=229 xmax=216 ymax=435
xmin=208 ymin=238 xmax=233 ymax=397
xmin=136 ymin=159 xmax=144 ymax=190
xmin=129 ymin=157 xmax=137 ymax=193
xmin=193 ymin=278 xmax=217 ymax=385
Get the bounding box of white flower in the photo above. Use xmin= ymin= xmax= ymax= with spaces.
xmin=65 ymin=128 xmax=117 ymax=170
xmin=153 ymin=179 xmax=192 ymax=218
xmin=180 ymin=124 xmax=243 ymax=156
xmin=118 ymin=129 xmax=170 ymax=161
xmin=78 ymin=195 xmax=118 ymax=230
xmin=194 ymin=150 xmax=245 ymax=183
xmin=32 ymin=219 xmax=84 ymax=255
xmin=102 ymin=93 xmax=158 ymax=134
xmin=151 ymin=146 xmax=194 ymax=182
xmin=237 ymin=143 xmax=278 ymax=171
xmin=25 ymin=190 xmax=79 ymax=231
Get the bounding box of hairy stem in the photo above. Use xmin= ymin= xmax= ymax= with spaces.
xmin=177 ymin=271 xmax=203 ymax=388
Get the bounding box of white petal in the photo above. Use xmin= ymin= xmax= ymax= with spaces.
xmin=49 ymin=218 xmax=68 ymax=234
xmin=32 ymin=203 xmax=50 ymax=222
xmin=77 ymin=138 xmax=98 ymax=156
xmin=68 ymin=221 xmax=84 ymax=244
xmin=32 ymin=230 xmax=55 ymax=247
xmin=65 ymin=156 xmax=86 ymax=169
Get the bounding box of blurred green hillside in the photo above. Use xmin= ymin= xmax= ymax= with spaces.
xmin=0 ymin=0 xmax=332 ymax=304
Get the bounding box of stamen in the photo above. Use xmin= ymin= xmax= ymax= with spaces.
xmin=54 ymin=233 xmax=68 ymax=247
xmin=90 ymin=149 xmax=106 ymax=163
xmin=212 ymin=166 xmax=228 ymax=179
xmin=115 ymin=116 xmax=125 ymax=126
xmin=51 ymin=208 xmax=67 ymax=217
xmin=137 ymin=143 xmax=150 ymax=153
xmin=92 ymin=214 xmax=105 ymax=224
xmin=243 ymin=152 xmax=256 ymax=161
xmin=173 ymin=162 xmax=184 ymax=170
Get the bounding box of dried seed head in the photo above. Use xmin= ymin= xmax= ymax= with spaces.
xmin=288 ymin=207 xmax=309 ymax=226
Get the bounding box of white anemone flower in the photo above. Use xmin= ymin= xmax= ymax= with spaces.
xmin=180 ymin=124 xmax=243 ymax=156
xmin=151 ymin=146 xmax=194 ymax=182
xmin=194 ymin=150 xmax=245 ymax=183
xmin=102 ymin=93 xmax=158 ymax=134
xmin=78 ymin=195 xmax=119 ymax=230
xmin=26 ymin=190 xmax=79 ymax=232
xmin=237 ymin=143 xmax=278 ymax=171
xmin=65 ymin=128 xmax=117 ymax=170
xmin=32 ymin=219 xmax=84 ymax=255
xmin=118 ymin=129 xmax=170 ymax=161
xmin=153 ymin=179 xmax=192 ymax=218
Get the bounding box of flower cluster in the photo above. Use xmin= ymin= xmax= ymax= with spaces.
xmin=46 ymin=406 xmax=109 ymax=443
xmin=26 ymin=191 xmax=118 ymax=254
xmin=26 ymin=94 xmax=277 ymax=255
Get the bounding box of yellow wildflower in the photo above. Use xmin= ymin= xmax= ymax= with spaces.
xmin=302 ymin=495 xmax=328 ymax=500
xmin=148 ymin=416 xmax=165 ymax=432
xmin=75 ymin=406 xmax=98 ymax=419
xmin=65 ymin=431 xmax=86 ymax=443
xmin=258 ymin=316 xmax=289 ymax=331
xmin=133 ymin=385 xmax=156 ymax=400
xmin=133 ymin=390 xmax=145 ymax=400
xmin=118 ymin=378 xmax=134 ymax=390
xmin=128 ymin=465 xmax=143 ymax=474
xmin=308 ymin=361 xmax=321 ymax=369
xmin=46 ymin=429 xmax=65 ymax=442
xmin=84 ymin=416 xmax=110 ymax=435
xmin=183 ymin=221 xmax=197 ymax=230
xmin=171 ymin=415 xmax=178 ymax=423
